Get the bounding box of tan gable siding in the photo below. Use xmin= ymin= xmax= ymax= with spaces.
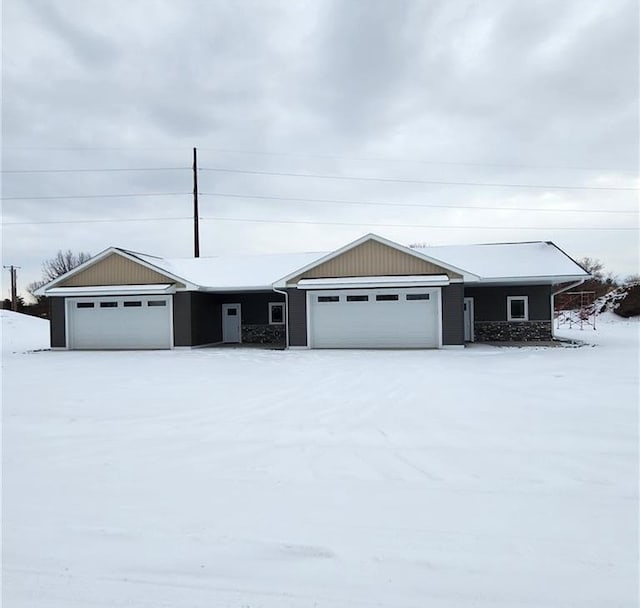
xmin=288 ymin=240 xmax=461 ymax=283
xmin=60 ymin=253 xmax=181 ymax=287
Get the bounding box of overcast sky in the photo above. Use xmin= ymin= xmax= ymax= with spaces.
xmin=2 ymin=0 xmax=638 ymax=298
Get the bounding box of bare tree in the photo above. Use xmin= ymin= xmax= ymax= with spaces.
xmin=27 ymin=250 xmax=92 ymax=298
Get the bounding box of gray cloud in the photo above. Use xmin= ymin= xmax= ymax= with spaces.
xmin=2 ymin=0 xmax=638 ymax=296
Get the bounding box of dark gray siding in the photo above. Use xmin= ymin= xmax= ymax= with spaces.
xmin=172 ymin=292 xmax=193 ymax=346
xmin=49 ymin=297 xmax=66 ymax=348
xmin=191 ymin=292 xmax=221 ymax=345
xmin=214 ymin=292 xmax=284 ymax=324
xmin=441 ymin=284 xmax=464 ymax=345
xmin=464 ymin=284 xmax=552 ymax=321
xmin=286 ymin=288 xmax=307 ymax=346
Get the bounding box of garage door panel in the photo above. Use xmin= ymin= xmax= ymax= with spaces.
xmin=309 ymin=289 xmax=440 ymax=348
xmin=68 ymin=296 xmax=172 ymax=349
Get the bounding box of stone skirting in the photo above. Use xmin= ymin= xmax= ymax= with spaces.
xmin=474 ymin=321 xmax=553 ymax=342
xmin=241 ymin=324 xmax=285 ymax=345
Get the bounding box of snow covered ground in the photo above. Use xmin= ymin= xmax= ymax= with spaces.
xmin=2 ymin=310 xmax=638 ymax=607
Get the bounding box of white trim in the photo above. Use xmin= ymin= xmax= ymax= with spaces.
xmin=222 ymin=303 xmax=242 ymax=343
xmin=297 ymin=275 xmax=450 ymax=289
xmin=273 ymin=233 xmax=479 ymax=287
xmin=46 ymin=284 xmax=175 ymax=296
xmin=466 ymin=274 xmax=589 ymax=285
xmin=442 ymin=345 xmax=465 ymax=350
xmin=287 ymin=346 xmax=310 ymax=350
xmin=436 ymin=288 xmax=443 ymax=348
xmin=507 ymin=295 xmax=529 ymax=321
xmin=305 ymin=290 xmax=312 ymax=348
xmin=268 ymin=301 xmax=286 ymax=325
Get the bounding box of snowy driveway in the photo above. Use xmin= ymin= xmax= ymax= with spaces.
xmin=2 ymin=313 xmax=638 ymax=607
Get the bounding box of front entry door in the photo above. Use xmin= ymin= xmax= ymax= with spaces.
xmin=222 ymin=303 xmax=241 ymax=343
xmin=463 ymin=297 xmax=474 ymax=342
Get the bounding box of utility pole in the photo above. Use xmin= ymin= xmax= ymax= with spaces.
xmin=3 ymin=265 xmax=20 ymax=311
xmin=193 ymin=146 xmax=200 ymax=258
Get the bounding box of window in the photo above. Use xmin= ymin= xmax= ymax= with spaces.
xmin=148 ymin=300 xmax=167 ymax=307
xmin=76 ymin=302 xmax=94 ymax=309
xmin=406 ymin=293 xmax=430 ymax=301
xmin=123 ymin=301 xmax=142 ymax=307
xmin=318 ymin=296 xmax=339 ymax=302
xmin=269 ymin=302 xmax=285 ymax=325
xmin=99 ymin=301 xmax=118 ymax=308
xmin=227 ymin=308 xmax=237 ymax=316
xmin=347 ymin=295 xmax=368 ymax=302
xmin=507 ymin=296 xmax=528 ymax=321
xmin=376 ymin=294 xmax=399 ymax=301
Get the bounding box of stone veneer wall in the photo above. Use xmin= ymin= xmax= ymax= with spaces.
xmin=241 ymin=324 xmax=285 ymax=345
xmin=474 ymin=321 xmax=552 ymax=342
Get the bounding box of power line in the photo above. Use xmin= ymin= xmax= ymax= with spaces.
xmin=1 ymin=167 xmax=188 ymax=174
xmin=6 ymin=144 xmax=635 ymax=173
xmin=1 ymin=192 xmax=189 ymax=201
xmin=199 ymin=216 xmax=636 ymax=231
xmin=5 ymin=192 xmax=186 ymax=201
xmin=2 ymin=217 xmax=191 ymax=226
xmin=201 ymin=191 xmax=637 ymax=215
xmin=200 ymin=166 xmax=638 ymax=192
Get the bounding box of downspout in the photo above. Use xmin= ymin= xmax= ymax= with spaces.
xmin=272 ymin=286 xmax=289 ymax=348
xmin=550 ymin=278 xmax=587 ymax=338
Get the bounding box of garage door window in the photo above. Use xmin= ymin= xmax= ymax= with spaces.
xmin=148 ymin=300 xmax=167 ymax=307
xmin=376 ymin=294 xmax=398 ymax=301
xmin=318 ymin=296 xmax=339 ymax=302
xmin=124 ymin=301 xmax=142 ymax=307
xmin=100 ymin=302 xmax=118 ymax=308
xmin=406 ymin=293 xmax=430 ymax=301
xmin=76 ymin=302 xmax=94 ymax=309
xmin=347 ymin=295 xmax=368 ymax=302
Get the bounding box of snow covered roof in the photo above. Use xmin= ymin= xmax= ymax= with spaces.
xmin=127 ymin=250 xmax=328 ymax=291
xmin=414 ymin=241 xmax=589 ymax=282
xmin=122 ymin=239 xmax=587 ymax=290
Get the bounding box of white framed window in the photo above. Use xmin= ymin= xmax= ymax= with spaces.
xmin=507 ymin=296 xmax=529 ymax=321
xmin=269 ymin=302 xmax=285 ymax=325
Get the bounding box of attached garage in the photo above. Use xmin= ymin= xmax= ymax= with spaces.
xmin=66 ymin=295 xmax=173 ymax=350
xmin=307 ymin=288 xmax=442 ymax=348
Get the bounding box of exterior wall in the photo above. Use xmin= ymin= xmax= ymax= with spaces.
xmin=464 ymin=284 xmax=553 ymax=341
xmin=174 ymin=292 xmax=222 ymax=347
xmin=214 ymin=292 xmax=286 ymax=344
xmin=288 ymin=240 xmax=461 ymax=283
xmin=441 ymin=284 xmax=464 ymax=346
xmin=174 ymin=291 xmax=285 ymax=347
xmin=286 ymin=288 xmax=308 ymax=347
xmin=61 ymin=253 xmax=179 ymax=287
xmin=49 ymin=297 xmax=66 ymax=348
xmin=172 ymin=292 xmax=193 ymax=346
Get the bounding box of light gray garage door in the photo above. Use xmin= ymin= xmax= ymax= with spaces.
xmin=308 ymin=288 xmax=440 ymax=348
xmin=67 ymin=296 xmax=172 ymax=349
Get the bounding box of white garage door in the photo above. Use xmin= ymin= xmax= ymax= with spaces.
xmin=67 ymin=296 xmax=172 ymax=349
xmin=308 ymin=288 xmax=440 ymax=348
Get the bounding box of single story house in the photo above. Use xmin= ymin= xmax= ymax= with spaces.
xmin=34 ymin=233 xmax=590 ymax=350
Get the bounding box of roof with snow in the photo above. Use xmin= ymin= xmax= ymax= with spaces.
xmin=35 ymin=234 xmax=589 ymax=295
xmin=414 ymin=241 xmax=589 ymax=282
xmin=122 ymin=238 xmax=588 ymax=290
